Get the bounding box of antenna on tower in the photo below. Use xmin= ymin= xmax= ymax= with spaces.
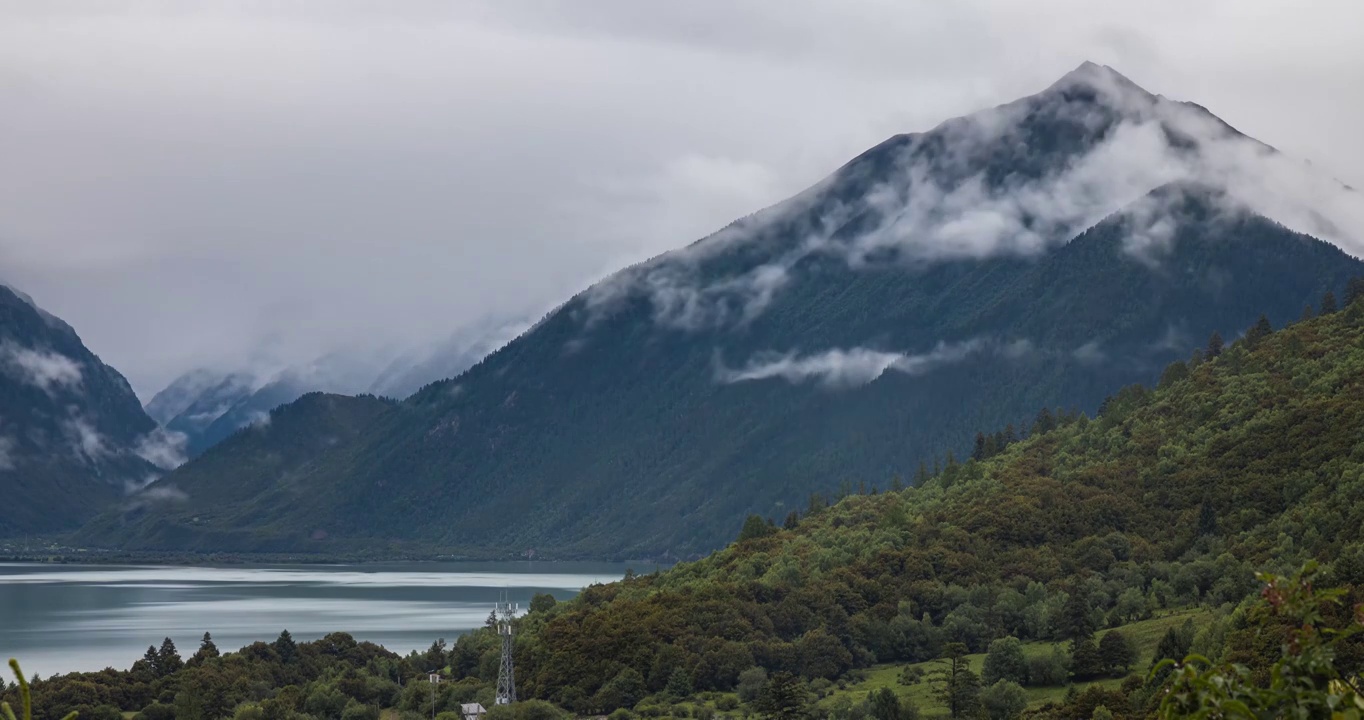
xmin=494 ymin=591 xmax=517 ymax=705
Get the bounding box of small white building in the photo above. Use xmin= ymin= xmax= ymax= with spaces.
xmin=461 ymin=703 xmax=487 ymax=720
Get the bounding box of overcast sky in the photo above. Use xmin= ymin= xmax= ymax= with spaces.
xmin=2 ymin=0 xmax=1362 ymax=398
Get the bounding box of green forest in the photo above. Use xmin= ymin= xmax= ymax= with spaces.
xmin=9 ymin=285 xmax=1364 ymax=719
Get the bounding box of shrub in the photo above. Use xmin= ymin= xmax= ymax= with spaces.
xmin=1026 ymin=648 xmax=1068 ymax=687
xmin=980 ymin=681 xmax=1027 ymax=720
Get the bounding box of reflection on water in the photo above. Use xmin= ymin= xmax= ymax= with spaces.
xmin=0 ymin=561 xmax=633 ymax=678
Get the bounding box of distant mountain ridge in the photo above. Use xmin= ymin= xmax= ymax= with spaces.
xmin=0 ymin=284 xmax=165 ymax=536
xmin=147 ymin=319 xmax=527 ymax=458
xmin=82 ymin=63 xmax=1364 ymax=558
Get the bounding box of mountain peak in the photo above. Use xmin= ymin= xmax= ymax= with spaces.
xmin=1045 ymin=60 xmax=1151 ymax=100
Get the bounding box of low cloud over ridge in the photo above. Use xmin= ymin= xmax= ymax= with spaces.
xmin=1 ymin=342 xmax=83 ymax=394
xmin=718 ymin=340 xmax=990 ymax=388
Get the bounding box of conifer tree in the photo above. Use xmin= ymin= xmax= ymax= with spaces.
xmin=189 ymin=632 xmax=219 ymax=666
xmin=1059 ymin=588 xmax=1097 ymax=642
xmin=156 ymin=637 xmax=183 ymax=675
xmin=1206 ymin=331 xmax=1224 ymax=358
xmin=273 ymin=630 xmax=298 ymax=664
xmin=755 ymin=671 xmax=806 ymax=720
xmin=1244 ymin=314 xmax=1273 ymax=348
xmin=930 ymin=644 xmax=980 ymax=719
xmin=1347 ymin=277 xmax=1364 ymax=307
xmin=1321 ymin=290 xmax=1338 ymax=314
xmin=1198 ymin=501 xmax=1218 ymax=536
xmin=1032 ymin=407 xmax=1056 ymax=436
xmin=142 ymin=645 xmax=160 ymax=676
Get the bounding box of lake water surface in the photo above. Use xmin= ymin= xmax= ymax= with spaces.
xmin=0 ymin=561 xmax=634 ymax=678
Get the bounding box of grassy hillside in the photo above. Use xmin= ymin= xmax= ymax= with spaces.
xmin=824 ymin=610 xmax=1210 ymax=714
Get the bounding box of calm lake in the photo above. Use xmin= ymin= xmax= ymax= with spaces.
xmin=0 ymin=561 xmax=636 ymax=678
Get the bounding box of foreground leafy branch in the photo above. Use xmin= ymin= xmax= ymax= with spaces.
xmin=1156 ymin=562 xmax=1364 ymax=719
xmin=3 ymin=660 xmax=77 ymax=720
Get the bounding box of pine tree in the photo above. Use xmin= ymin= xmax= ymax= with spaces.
xmin=273 ymin=629 xmax=298 ymax=664
xmin=1301 ymin=304 xmax=1315 ymax=322
xmin=142 ymin=645 xmax=161 ymax=677
xmin=1152 ymin=620 xmax=1196 ymax=668
xmin=755 ymin=671 xmax=806 ymax=720
xmin=189 ymin=632 xmax=219 ymax=666
xmin=1198 ymin=501 xmax=1218 ymax=536
xmin=1347 ymin=277 xmax=1364 ymax=307
xmin=1322 ymin=290 xmax=1338 ymax=314
xmin=913 ymin=461 xmax=928 ymax=486
xmin=1244 ymin=314 xmax=1273 ymax=348
xmin=1205 ymin=331 xmax=1224 ymax=358
xmin=1069 ymin=635 xmax=1103 ymax=680
xmin=738 ymin=514 xmax=776 ymax=542
xmin=157 ymin=637 xmax=183 ymax=675
xmin=1032 ymin=407 xmax=1056 ymax=436
xmin=1059 ymin=589 xmax=1096 ymax=642
xmin=1003 ymin=424 xmax=1018 ymax=446
xmin=806 ymin=493 xmax=826 ymax=515
xmin=972 ymin=432 xmax=987 ymax=461
xmin=930 ymin=643 xmax=980 ymax=719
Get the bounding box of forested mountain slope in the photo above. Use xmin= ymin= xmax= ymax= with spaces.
xmin=504 ymin=291 xmax=1364 ymax=710
xmin=78 ymin=393 xmax=397 ymax=551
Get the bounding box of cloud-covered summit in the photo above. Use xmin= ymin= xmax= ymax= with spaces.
xmin=583 ymin=62 xmax=1363 ymax=334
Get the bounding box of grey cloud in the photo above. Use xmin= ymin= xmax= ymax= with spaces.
xmin=140 ymin=485 xmax=188 ymax=502
xmin=122 ymin=480 xmax=189 ymax=507
xmin=1 ymin=342 xmax=83 ymax=394
xmin=1072 ymin=341 xmax=1107 ymax=365
xmin=63 ymin=416 xmax=108 ymax=463
xmin=718 ymin=340 xmax=989 ymax=388
xmin=133 ymin=427 xmax=189 ymax=471
xmin=1 ymin=3 xmax=1362 ymax=397
xmin=0 ymin=433 xmax=15 ymax=471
